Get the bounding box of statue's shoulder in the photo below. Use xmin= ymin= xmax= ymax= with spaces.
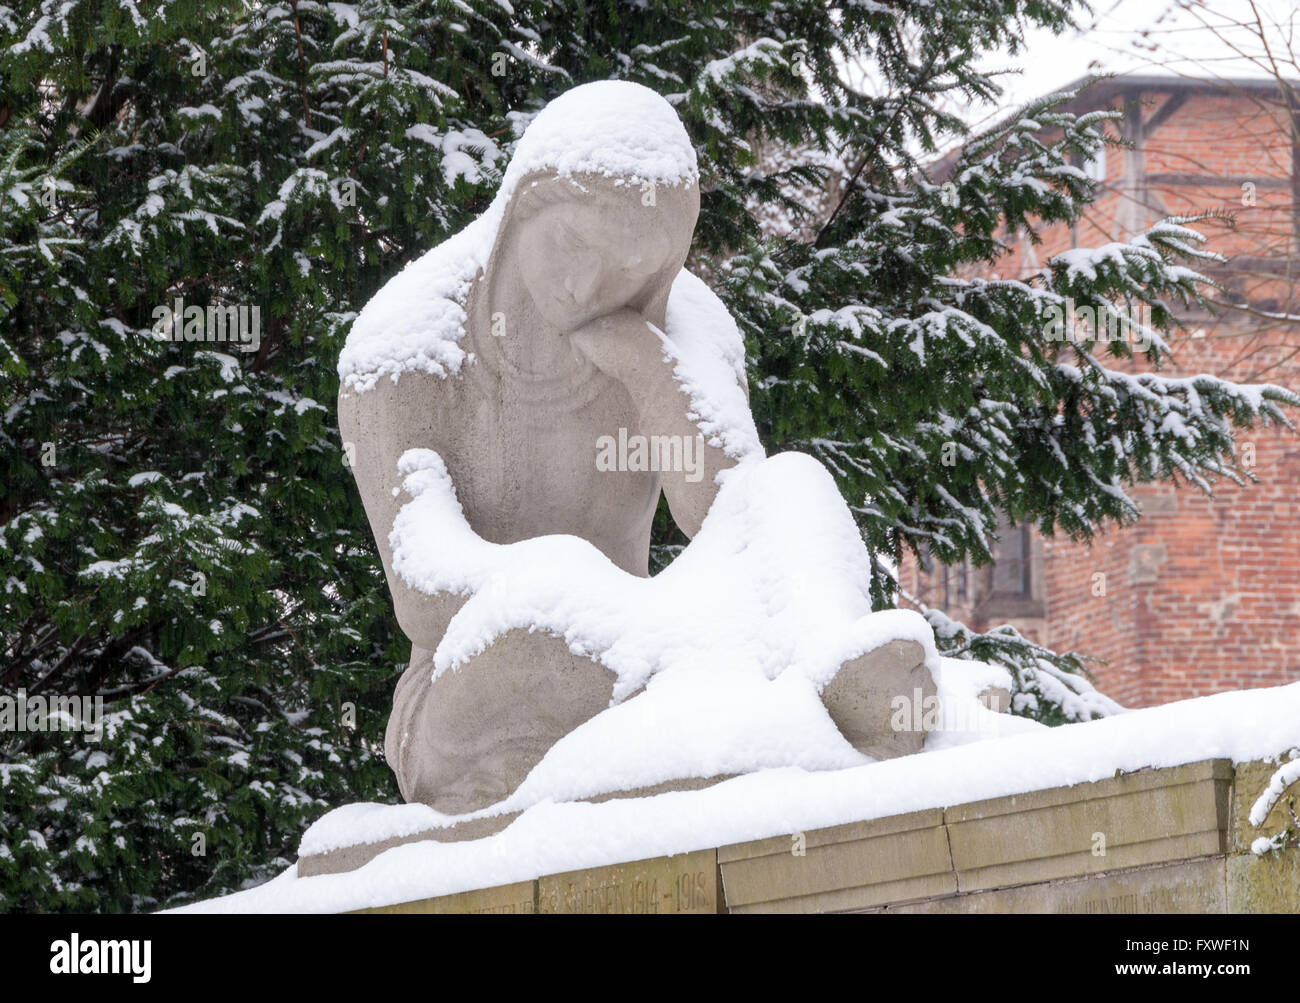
xmin=337 ymin=367 xmax=466 ymax=445
xmin=338 ymin=217 xmax=495 ymax=394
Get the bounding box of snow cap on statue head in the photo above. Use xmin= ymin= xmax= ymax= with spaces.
xmin=493 ymin=80 xmax=700 ymax=215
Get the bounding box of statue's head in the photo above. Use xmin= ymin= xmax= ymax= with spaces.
xmin=502 ymin=171 xmax=699 ymax=331
xmin=484 ymin=81 xmax=701 ymax=333
xmin=339 ymin=82 xmax=700 ymax=392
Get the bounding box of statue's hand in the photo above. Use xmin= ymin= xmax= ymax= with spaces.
xmin=569 ymin=308 xmax=670 ymax=384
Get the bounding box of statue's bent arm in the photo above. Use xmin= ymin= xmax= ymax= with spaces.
xmin=337 ymin=376 xmax=466 ymax=651
xmin=570 ymin=307 xmax=739 ymax=539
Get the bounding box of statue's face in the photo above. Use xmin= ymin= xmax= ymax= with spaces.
xmin=510 ymin=174 xmax=698 ymax=330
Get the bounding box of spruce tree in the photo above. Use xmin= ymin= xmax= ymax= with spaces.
xmin=2 ymin=0 xmax=1294 ymax=910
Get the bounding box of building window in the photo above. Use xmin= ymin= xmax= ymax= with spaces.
xmin=990 ymin=515 xmax=1032 ymax=600
xmin=968 ymin=511 xmax=1043 ymax=623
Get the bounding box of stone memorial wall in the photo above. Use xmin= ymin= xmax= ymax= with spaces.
xmin=341 ymin=757 xmax=1299 ymax=914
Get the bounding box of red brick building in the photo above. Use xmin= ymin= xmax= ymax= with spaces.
xmin=907 ymin=76 xmax=1300 ymax=708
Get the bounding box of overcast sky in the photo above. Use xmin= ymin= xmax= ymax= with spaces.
xmin=952 ymin=0 xmax=1295 ymax=130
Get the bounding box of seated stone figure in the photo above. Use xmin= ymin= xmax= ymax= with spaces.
xmin=338 ymin=81 xmax=938 ymax=820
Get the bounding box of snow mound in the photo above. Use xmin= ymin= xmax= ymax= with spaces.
xmin=389 ymin=448 xmax=944 ymax=803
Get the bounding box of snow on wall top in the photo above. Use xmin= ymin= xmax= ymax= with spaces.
xmin=337 ymin=80 xmax=703 ymax=394
xmin=175 ymin=679 xmax=1300 ymax=914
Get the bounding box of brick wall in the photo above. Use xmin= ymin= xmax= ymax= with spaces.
xmin=906 ymin=81 xmax=1300 ymax=708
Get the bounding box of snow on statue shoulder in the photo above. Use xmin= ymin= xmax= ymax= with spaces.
xmin=337 ymin=81 xmax=952 ymax=829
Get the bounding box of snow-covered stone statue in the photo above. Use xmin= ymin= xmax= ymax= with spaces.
xmin=338 ymin=81 xmax=941 ymax=828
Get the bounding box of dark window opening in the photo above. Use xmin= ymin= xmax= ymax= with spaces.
xmin=990 ymin=516 xmax=1032 ymax=600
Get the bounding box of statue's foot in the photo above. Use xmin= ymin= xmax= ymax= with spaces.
xmin=820 ymin=638 xmax=936 ymax=760
xmin=386 ymin=630 xmax=619 ymax=815
xmin=977 ymin=684 xmax=1011 ymax=714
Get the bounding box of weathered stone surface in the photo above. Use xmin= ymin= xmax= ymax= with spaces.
xmin=352 ymin=880 xmax=538 ymax=915
xmin=538 ymin=849 xmax=719 ymax=914
xmin=945 ymin=759 xmax=1232 ymax=892
xmin=821 ymin=640 xmax=934 ymax=760
xmin=1226 ymin=848 xmax=1300 ymax=913
xmin=715 ymin=758 xmax=1242 ymax=912
xmin=1226 ymin=757 xmax=1300 ymax=912
xmin=718 ymin=809 xmax=955 ymax=913
xmin=1229 ymin=757 xmax=1297 ymax=851
xmin=872 ymin=857 xmax=1229 ymax=914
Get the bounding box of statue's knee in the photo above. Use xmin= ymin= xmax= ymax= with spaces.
xmin=385 ymin=630 xmax=617 ymax=812
xmin=822 ymin=639 xmax=936 ymax=760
